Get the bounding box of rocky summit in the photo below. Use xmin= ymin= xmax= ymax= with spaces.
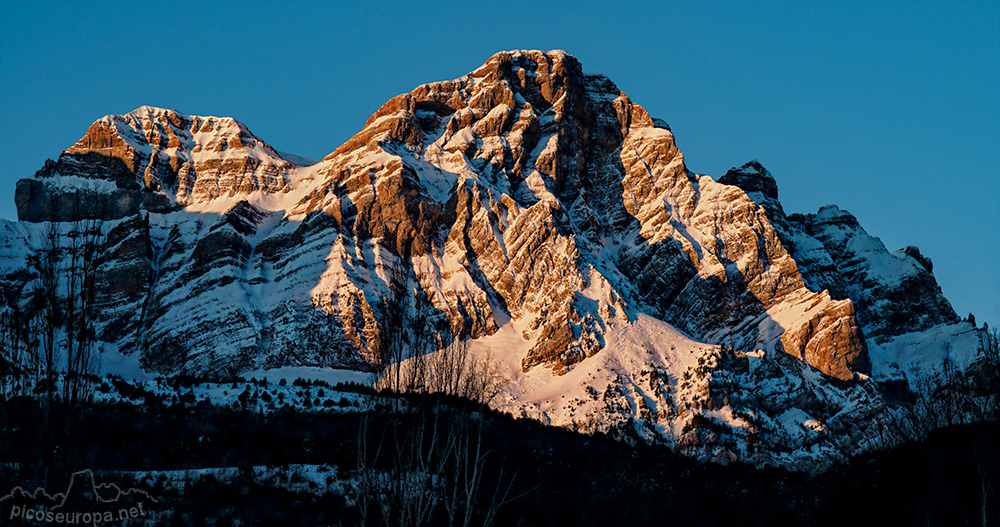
xmin=0 ymin=50 xmax=992 ymax=468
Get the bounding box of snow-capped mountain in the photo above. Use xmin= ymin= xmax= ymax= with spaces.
xmin=1 ymin=50 xmax=993 ymax=468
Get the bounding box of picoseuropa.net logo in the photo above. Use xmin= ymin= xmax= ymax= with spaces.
xmin=1 ymin=469 xmax=157 ymax=526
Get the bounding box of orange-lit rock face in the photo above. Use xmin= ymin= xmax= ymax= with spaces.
xmin=18 ymin=51 xmax=964 ymax=385
xmin=64 ymin=106 xmax=295 ymax=203
xmin=781 ymin=298 xmax=870 ymax=381
xmin=67 ymin=121 xmax=139 ymax=171
xmin=277 ymin=49 xmax=873 ymax=379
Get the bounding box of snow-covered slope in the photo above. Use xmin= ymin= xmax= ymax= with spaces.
xmin=0 ymin=50 xmax=993 ymax=469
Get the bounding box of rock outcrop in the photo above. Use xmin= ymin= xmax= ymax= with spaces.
xmin=15 ymin=106 xmax=299 ymax=222
xmin=719 ymin=160 xmax=958 ymax=343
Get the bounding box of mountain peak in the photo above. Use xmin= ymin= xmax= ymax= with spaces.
xmin=66 ymin=106 xmax=278 ymax=166
xmin=719 ymin=159 xmax=778 ymax=200
xmin=16 ymin=106 xmax=299 ymax=221
xmin=474 ymin=49 xmax=581 ymax=77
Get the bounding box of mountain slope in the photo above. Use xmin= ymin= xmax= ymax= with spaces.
xmin=0 ymin=50 xmax=992 ymax=468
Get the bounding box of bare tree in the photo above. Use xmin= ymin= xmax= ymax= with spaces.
xmin=17 ymin=218 xmax=105 ymax=485
xmin=24 ymin=221 xmax=61 ymax=485
xmin=974 ymin=430 xmax=999 ymax=527
xmin=0 ymin=283 xmax=37 ymax=399
xmin=61 ymin=219 xmax=102 ymax=409
xmin=357 ymin=246 xmax=518 ymax=525
xmin=0 ymin=283 xmax=38 ymax=469
xmin=982 ymin=325 xmax=999 ymax=359
xmin=28 ymin=222 xmax=61 ymax=404
xmin=375 ymin=255 xmax=417 ymax=396
xmin=868 ymin=329 xmax=1000 ymax=526
xmin=356 ymin=404 xmax=518 ymax=527
xmin=380 ymin=338 xmax=505 ymax=406
xmin=973 ymin=325 xmax=1000 ymax=527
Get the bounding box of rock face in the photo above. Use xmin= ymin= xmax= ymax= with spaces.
xmin=0 ymin=50 xmax=989 ymax=468
xmin=267 ymin=50 xmax=878 ymax=381
xmin=718 ymin=160 xmax=959 ymax=342
xmin=779 ymin=294 xmax=869 ymax=381
xmin=15 ymin=153 xmax=178 ymax=222
xmin=15 ymin=106 xmax=297 ymax=223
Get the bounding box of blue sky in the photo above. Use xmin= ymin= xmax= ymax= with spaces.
xmin=1 ymin=1 xmax=997 ymax=327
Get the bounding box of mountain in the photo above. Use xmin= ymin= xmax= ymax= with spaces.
xmin=0 ymin=50 xmax=993 ymax=469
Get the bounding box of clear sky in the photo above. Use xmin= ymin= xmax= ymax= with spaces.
xmin=1 ymin=1 xmax=998 ymax=327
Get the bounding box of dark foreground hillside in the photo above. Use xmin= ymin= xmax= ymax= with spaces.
xmin=1 ymin=385 xmax=996 ymax=527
